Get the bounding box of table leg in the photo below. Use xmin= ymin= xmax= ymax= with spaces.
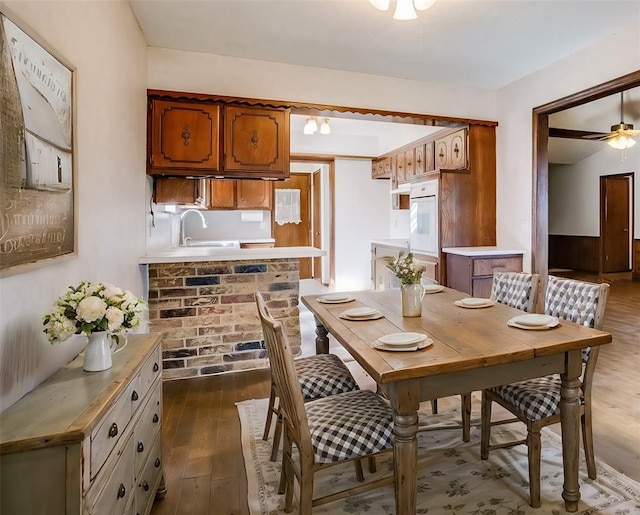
xmin=560 ymin=350 xmax=582 ymax=512
xmin=388 ymin=380 xmax=420 ymax=515
xmin=314 ymin=317 xmax=329 ymax=354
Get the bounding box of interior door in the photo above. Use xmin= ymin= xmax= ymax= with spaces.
xmin=312 ymin=170 xmax=322 ymax=280
xmin=601 ymin=174 xmax=632 ymax=273
xmin=273 ymin=173 xmax=311 ymax=279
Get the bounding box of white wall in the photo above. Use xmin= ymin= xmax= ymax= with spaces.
xmin=549 ymin=146 xmax=639 ymax=237
xmin=334 ymin=159 xmax=390 ymax=291
xmin=496 ymin=22 xmax=640 ymax=271
xmin=0 ymin=1 xmax=148 ymax=411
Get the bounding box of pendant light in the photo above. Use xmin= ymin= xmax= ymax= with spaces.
xmin=369 ymin=0 xmax=436 ymax=19
xmin=606 ymin=92 xmax=638 ymax=150
xmin=303 ymin=117 xmax=318 ymax=135
xmin=320 ymin=118 xmax=331 ymax=135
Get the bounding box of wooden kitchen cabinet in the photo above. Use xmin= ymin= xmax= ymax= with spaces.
xmin=0 ymin=334 xmax=165 ymax=515
xmin=154 ymin=177 xmax=206 ymax=206
xmin=435 ymin=128 xmax=468 ymax=171
xmin=444 ymin=249 xmax=523 ymax=298
xmin=209 ymin=179 xmax=273 ymax=209
xmin=148 ymin=99 xmax=220 ymax=174
xmin=224 ymin=105 xmax=290 ymax=179
xmin=395 ymin=151 xmax=407 ymax=184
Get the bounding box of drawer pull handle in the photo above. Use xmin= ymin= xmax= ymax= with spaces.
xmin=155 ymin=457 xmax=161 ymax=468
xmin=153 ymin=413 xmax=159 ymax=423
xmin=131 ymin=390 xmax=139 ymax=401
xmin=137 ymin=442 xmax=144 ymax=453
xmin=142 ymin=481 xmax=150 ymax=492
xmin=117 ymin=484 xmax=126 ymax=499
xmin=153 ymin=363 xmax=159 ymax=372
xmin=108 ymin=423 xmax=118 ymax=438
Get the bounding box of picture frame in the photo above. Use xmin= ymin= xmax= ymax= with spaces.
xmin=0 ymin=9 xmax=76 ymax=276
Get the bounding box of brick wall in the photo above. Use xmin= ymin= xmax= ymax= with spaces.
xmin=147 ymin=258 xmax=300 ymax=380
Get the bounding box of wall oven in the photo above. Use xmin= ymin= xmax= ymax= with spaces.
xmin=410 ymin=180 xmax=439 ymax=257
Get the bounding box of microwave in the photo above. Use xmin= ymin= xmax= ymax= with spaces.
xmin=409 ymin=180 xmax=439 ymax=257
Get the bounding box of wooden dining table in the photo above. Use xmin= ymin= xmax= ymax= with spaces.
xmin=300 ymin=288 xmax=613 ymax=514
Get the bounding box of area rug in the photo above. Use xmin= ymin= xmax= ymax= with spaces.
xmin=237 ymin=398 xmax=640 ymax=514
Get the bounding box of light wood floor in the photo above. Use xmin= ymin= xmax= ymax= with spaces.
xmin=151 ymin=276 xmax=640 ymax=514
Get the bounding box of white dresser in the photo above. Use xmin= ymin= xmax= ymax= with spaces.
xmin=0 ymin=333 xmax=165 ymax=514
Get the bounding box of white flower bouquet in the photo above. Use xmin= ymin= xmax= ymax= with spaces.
xmin=43 ymin=281 xmax=145 ymax=344
xmin=386 ymin=252 xmax=426 ymax=285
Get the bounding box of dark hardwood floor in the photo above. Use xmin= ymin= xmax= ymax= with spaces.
xmin=151 ymin=276 xmax=640 ymax=514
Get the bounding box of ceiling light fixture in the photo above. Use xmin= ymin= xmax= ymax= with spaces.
xmin=320 ymin=118 xmax=331 ymax=135
xmin=303 ymin=117 xmax=318 ymax=135
xmin=369 ymin=0 xmax=436 ymax=20
xmin=606 ymin=92 xmax=638 ymax=149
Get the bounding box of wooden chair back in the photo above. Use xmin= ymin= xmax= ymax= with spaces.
xmin=255 ymin=292 xmax=311 ymax=457
xmin=490 ymin=271 xmax=540 ymax=312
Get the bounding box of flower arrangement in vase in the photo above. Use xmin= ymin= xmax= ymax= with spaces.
xmin=386 ymin=252 xmax=426 ymax=317
xmin=43 ymin=281 xmax=145 ymax=371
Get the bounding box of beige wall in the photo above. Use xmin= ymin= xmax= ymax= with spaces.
xmin=0 ymin=1 xmax=148 ymax=411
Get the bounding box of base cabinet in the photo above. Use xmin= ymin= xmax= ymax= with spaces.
xmin=445 ymin=251 xmax=523 ymax=298
xmin=0 ymin=334 xmax=164 ymax=515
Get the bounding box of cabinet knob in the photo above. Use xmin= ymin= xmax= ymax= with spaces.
xmin=117 ymin=484 xmax=126 ymax=499
xmin=153 ymin=363 xmax=159 ymax=372
xmin=137 ymin=442 xmax=144 ymax=453
xmin=108 ymin=423 xmax=118 ymax=438
xmin=131 ymin=390 xmax=139 ymax=401
xmin=142 ymin=481 xmax=150 ymax=492
xmin=153 ymin=413 xmax=159 ymax=423
xmin=155 ymin=457 xmax=161 ymax=468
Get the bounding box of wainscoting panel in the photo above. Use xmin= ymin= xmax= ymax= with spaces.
xmin=549 ymin=234 xmax=600 ymax=273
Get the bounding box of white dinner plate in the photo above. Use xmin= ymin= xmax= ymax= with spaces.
xmin=508 ymin=314 xmax=560 ymax=330
xmin=342 ymin=307 xmax=378 ymax=318
xmin=378 ymin=332 xmax=426 ymax=346
xmin=424 ymin=284 xmax=445 ymax=294
xmin=455 ymin=298 xmax=494 ymax=309
xmin=373 ymin=338 xmax=433 ymax=352
xmin=317 ymin=294 xmax=355 ymax=304
xmin=339 ymin=311 xmax=384 ymax=321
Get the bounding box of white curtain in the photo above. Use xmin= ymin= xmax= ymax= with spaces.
xmin=275 ymin=189 xmax=301 ymax=225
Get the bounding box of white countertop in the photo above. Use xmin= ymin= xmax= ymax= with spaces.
xmin=442 ymin=246 xmax=526 ymax=257
xmin=370 ymin=239 xmax=410 ymax=249
xmin=139 ymin=246 xmax=325 ymax=264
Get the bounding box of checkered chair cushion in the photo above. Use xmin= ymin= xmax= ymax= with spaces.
xmin=294 ymin=354 xmax=359 ymax=401
xmin=544 ymin=276 xmax=602 ymax=328
xmin=490 ymin=376 xmax=563 ymax=421
xmin=305 ymin=390 xmax=394 ymax=463
xmin=491 ymin=271 xmax=535 ymax=311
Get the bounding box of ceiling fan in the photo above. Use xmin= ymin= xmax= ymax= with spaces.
xmin=587 ymin=91 xmax=640 ymax=149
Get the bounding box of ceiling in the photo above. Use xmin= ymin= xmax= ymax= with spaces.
xmin=128 ymin=0 xmax=640 ymax=163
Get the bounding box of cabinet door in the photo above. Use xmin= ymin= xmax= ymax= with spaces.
xmin=414 ymin=144 xmax=426 ymax=177
xmin=449 ymin=128 xmax=468 ymax=169
xmin=149 ymin=100 xmax=220 ymax=174
xmin=154 ymin=177 xmax=204 ymax=205
xmin=435 ymin=137 xmax=449 ymax=170
xmin=396 ymin=152 xmax=407 ymax=184
xmin=425 ymin=141 xmax=435 ymax=172
xmin=224 ymin=106 xmax=290 ymax=179
xmin=236 ymin=180 xmax=272 ymax=209
xmin=209 ymin=179 xmax=235 ymax=208
xmin=383 ymin=155 xmax=395 ymax=179
xmin=405 ymin=148 xmax=415 ymax=181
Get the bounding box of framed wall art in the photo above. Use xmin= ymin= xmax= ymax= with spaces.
xmin=0 ymin=10 xmax=75 ymax=276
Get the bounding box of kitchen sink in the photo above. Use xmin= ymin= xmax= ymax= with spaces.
xmin=182 ymin=240 xmax=241 ymax=248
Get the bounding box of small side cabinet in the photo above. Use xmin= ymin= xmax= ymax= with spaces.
xmin=0 ymin=334 xmax=165 ymax=515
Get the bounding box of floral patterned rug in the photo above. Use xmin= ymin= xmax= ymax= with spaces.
xmin=237 ymin=397 xmax=640 ymax=514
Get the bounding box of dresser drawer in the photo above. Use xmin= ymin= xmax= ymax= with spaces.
xmin=134 ymin=381 xmax=162 ymax=475
xmin=91 ymin=380 xmax=137 ymax=479
xmin=472 ymin=256 xmax=522 ymax=277
xmin=87 ymin=434 xmax=134 ymax=515
xmin=138 ymin=345 xmax=162 ymax=403
xmin=136 ymin=432 xmax=163 ymax=515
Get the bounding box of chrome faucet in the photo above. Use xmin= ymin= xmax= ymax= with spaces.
xmin=179 ymin=209 xmax=208 ymax=246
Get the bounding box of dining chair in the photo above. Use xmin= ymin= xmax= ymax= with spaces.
xmin=260 ymin=301 xmax=360 ymax=464
xmin=255 ymin=292 xmax=395 ymax=513
xmin=480 ymin=275 xmax=609 ymax=507
xmin=428 ymin=271 xmax=540 ymax=441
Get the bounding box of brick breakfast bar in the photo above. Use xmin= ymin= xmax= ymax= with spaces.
xmin=139 ymin=246 xmax=324 ymax=380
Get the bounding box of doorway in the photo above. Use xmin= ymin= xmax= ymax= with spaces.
xmin=600 ymin=173 xmax=634 ymax=273
xmin=272 ymin=173 xmax=312 ymax=279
